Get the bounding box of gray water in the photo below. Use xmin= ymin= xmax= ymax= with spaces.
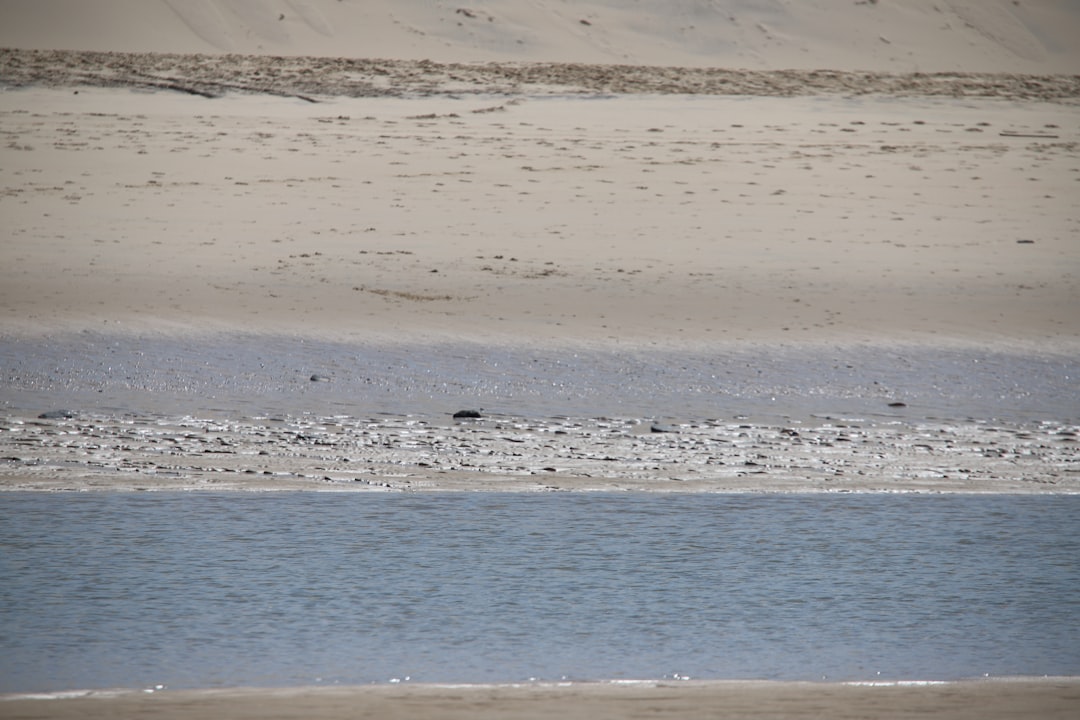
xmin=2 ymin=493 xmax=1078 ymax=692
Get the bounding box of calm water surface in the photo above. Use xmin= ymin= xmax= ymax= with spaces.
xmin=1 ymin=493 xmax=1078 ymax=692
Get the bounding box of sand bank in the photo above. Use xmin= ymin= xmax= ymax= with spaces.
xmin=3 ymin=678 xmax=1080 ymax=720
xmin=1 ymin=66 xmax=1078 ymax=350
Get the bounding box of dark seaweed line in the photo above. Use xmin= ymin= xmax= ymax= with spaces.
xmin=2 ymin=48 xmax=1079 ymax=101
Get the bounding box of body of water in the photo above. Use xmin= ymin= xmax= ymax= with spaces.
xmin=1 ymin=492 xmax=1078 ymax=692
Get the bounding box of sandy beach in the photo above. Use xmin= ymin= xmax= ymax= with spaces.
xmin=2 ymin=1 xmax=1080 ymax=716
xmin=1 ymin=57 xmax=1078 ymax=348
xmin=2 ymin=53 xmax=1078 ymax=494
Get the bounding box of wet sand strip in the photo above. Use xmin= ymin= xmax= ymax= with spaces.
xmin=3 ymin=678 xmax=1079 ymax=720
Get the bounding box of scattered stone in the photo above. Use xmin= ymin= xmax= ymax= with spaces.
xmin=453 ymin=409 xmax=483 ymax=419
xmin=650 ymin=422 xmax=678 ymax=433
xmin=2 ymin=412 xmax=1076 ymax=493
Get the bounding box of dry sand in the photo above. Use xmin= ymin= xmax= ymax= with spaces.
xmin=1 ymin=58 xmax=1077 ymax=348
xmin=4 ymin=678 xmax=1080 ymax=720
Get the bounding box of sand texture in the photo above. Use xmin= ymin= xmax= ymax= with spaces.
xmin=1 ymin=71 xmax=1077 ymax=347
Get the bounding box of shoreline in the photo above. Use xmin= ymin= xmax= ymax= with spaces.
xmin=2 ymin=410 xmax=1077 ymax=494
xmin=4 ymin=677 xmax=1079 ymax=720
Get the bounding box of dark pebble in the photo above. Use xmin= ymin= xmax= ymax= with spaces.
xmin=453 ymin=409 xmax=483 ymax=419
xmin=38 ymin=410 xmax=77 ymax=419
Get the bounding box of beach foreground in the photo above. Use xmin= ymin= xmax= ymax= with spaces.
xmin=2 ymin=51 xmax=1079 ymax=493
xmin=4 ymin=679 xmax=1080 ymax=720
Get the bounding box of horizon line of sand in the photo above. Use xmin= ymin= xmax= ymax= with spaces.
xmin=4 ymin=48 xmax=1080 ymax=102
xmin=4 ymin=677 xmax=1079 ymax=720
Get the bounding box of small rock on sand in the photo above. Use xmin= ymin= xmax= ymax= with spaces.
xmin=38 ymin=409 xmax=77 ymax=419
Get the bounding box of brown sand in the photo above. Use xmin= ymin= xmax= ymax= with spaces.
xmin=4 ymin=679 xmax=1080 ymax=720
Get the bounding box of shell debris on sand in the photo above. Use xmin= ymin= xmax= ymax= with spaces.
xmin=1 ymin=413 xmax=1076 ymax=494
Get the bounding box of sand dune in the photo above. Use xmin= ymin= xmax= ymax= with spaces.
xmin=1 ymin=0 xmax=1078 ymax=72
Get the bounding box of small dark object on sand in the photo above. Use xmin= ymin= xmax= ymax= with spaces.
xmin=39 ymin=409 xmax=77 ymax=419
xmin=453 ymin=409 xmax=483 ymax=419
xmin=888 ymin=402 xmax=907 ymax=408
xmin=310 ymin=374 xmax=331 ymax=382
xmin=650 ymin=422 xmax=678 ymax=433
